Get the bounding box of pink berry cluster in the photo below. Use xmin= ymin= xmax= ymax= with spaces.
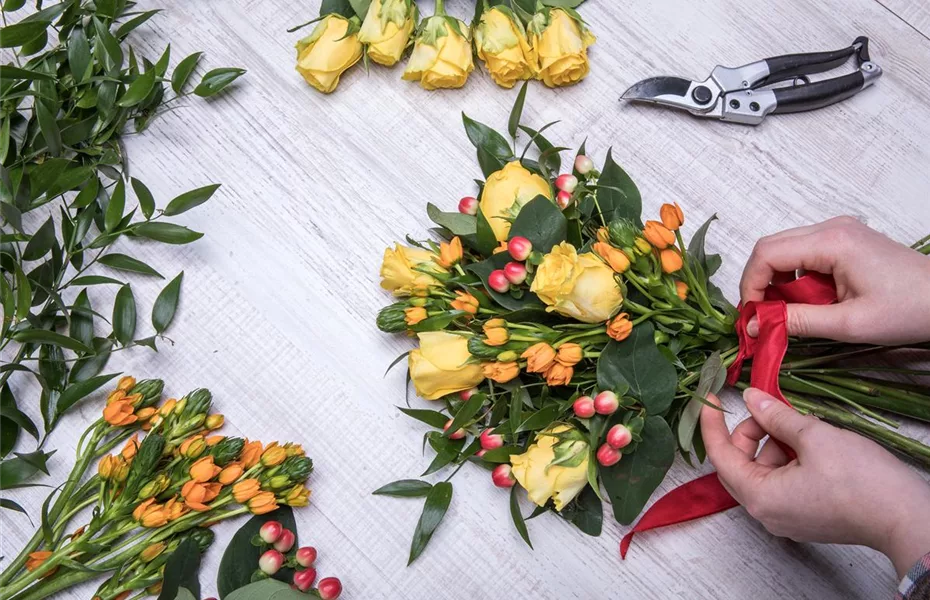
xmin=572 ymin=391 xmax=634 ymax=467
xmin=256 ymin=521 xmax=342 ymax=599
xmin=488 ymin=236 xmax=533 ymax=294
xmin=453 ymin=389 xmax=516 ymax=489
xmin=554 ymin=154 xmax=595 ymax=210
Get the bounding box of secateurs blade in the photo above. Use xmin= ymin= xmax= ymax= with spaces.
xmin=621 ymin=37 xmax=882 ymax=125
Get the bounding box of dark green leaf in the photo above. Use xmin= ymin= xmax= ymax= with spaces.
xmin=118 ymin=68 xmax=156 ymax=107
xmin=585 ymin=148 xmax=641 ymax=225
xmin=217 ymin=507 xmax=297 ymax=598
xmin=687 ymin=213 xmax=721 ymax=277
xmin=0 ymin=498 xmax=26 ymax=513
xmin=98 ymin=253 xmax=163 ymax=278
xmin=35 ymin=101 xmax=62 ymax=157
xmin=69 ymin=290 xmax=94 ymax=347
xmin=14 ymin=263 xmax=31 ymax=321
xmin=509 ymin=485 xmax=532 ymax=548
xmin=510 ymin=386 xmax=527 ymax=437
xmin=96 ymin=0 xmax=118 ymax=18
xmin=224 ymin=579 xmax=304 ymax=600
xmin=2 ymin=384 xmax=38 ymax=441
xmin=597 ymin=323 xmax=677 ymax=414
xmin=151 ymin=272 xmax=182 ymax=333
xmin=477 ymin=144 xmax=506 ymax=179
xmin=134 ymin=222 xmax=203 ymax=244
xmin=462 ymin=113 xmax=512 ymax=161
xmin=131 ymin=177 xmax=155 ymax=219
xmin=12 ymin=330 xmax=92 ymax=354
xmin=113 ymin=284 xmax=136 ymax=345
xmin=68 ymin=27 xmax=91 ymax=83
xmin=157 ymin=536 xmax=202 ymax=600
xmin=508 ymin=81 xmax=528 ymax=139
xmin=114 ymin=10 xmax=161 ymax=39
xmin=0 ymin=66 xmax=56 ymax=80
xmin=0 ymin=450 xmax=54 ymax=489
xmin=164 ymin=183 xmax=219 ymax=216
xmin=444 ymin=392 xmax=486 ymax=437
xmin=56 ymin=373 xmax=120 ymax=417
xmin=372 ymin=479 xmax=432 ymax=498
xmin=0 ymin=21 xmax=48 ymax=48
xmin=171 ymin=52 xmax=202 ymax=94
xmin=480 ymin=445 xmax=521 ymax=463
xmin=426 ymin=202 xmax=476 ymax=237
xmin=70 ymin=339 xmax=114 ymax=382
xmin=22 ymin=217 xmax=55 ymax=261
xmin=559 ymin=485 xmax=602 ymax=536
xmin=516 ymin=404 xmax=563 ymax=433
xmin=519 ymin=124 xmax=562 ymax=174
xmin=105 ymin=178 xmax=125 ymax=231
xmin=71 ymin=178 xmax=100 ymax=209
xmin=193 ymin=68 xmax=246 ymax=97
xmin=475 ymin=207 xmax=498 ymax=255
xmin=70 ymin=275 xmax=123 ymax=286
xmin=408 ymin=481 xmax=452 ymax=565
xmin=508 ymin=196 xmax=566 ymax=252
xmin=678 ymin=351 xmax=725 ymax=452
xmin=397 ymin=407 xmax=447 ymax=428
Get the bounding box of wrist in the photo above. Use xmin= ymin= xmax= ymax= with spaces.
xmin=873 ymin=486 xmax=930 ymax=578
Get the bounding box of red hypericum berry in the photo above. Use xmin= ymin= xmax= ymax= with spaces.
xmin=296 ymin=546 xmax=318 ymax=568
xmin=443 ymin=419 xmax=465 ymax=440
xmin=458 ymin=196 xmax=478 ymax=216
xmin=572 ymin=395 xmax=596 ymax=419
xmin=479 ymin=428 xmax=504 ymax=450
xmin=503 ymin=261 xmax=527 ymax=285
xmin=491 ymin=464 xmax=516 ymax=488
xmin=460 ymin=388 xmax=478 ymax=401
xmin=273 ymin=528 xmax=296 ymax=553
xmin=555 ymin=174 xmax=578 ymax=193
xmin=318 ymin=577 xmax=343 ymax=600
xmin=259 ymin=521 xmax=283 ymax=544
xmin=606 ymin=424 xmax=633 ymax=449
xmin=258 ymin=549 xmax=284 ymax=575
xmin=508 ymin=236 xmax=533 ymax=261
xmin=293 ymin=567 xmax=317 ymax=592
xmin=574 ymin=155 xmax=594 ymax=175
xmin=488 ymin=269 xmax=510 ymax=293
xmin=593 ymin=391 xmax=619 ymax=415
xmin=596 ymin=443 xmax=621 ymax=467
xmin=556 ymin=190 xmax=572 ymax=210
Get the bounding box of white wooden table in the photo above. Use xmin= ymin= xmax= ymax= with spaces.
xmin=4 ymin=0 xmax=930 ymax=598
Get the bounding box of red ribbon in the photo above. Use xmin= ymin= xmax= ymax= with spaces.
xmin=619 ymin=272 xmax=837 ymax=559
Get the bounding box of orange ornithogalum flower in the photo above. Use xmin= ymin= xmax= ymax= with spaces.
xmin=261 ymin=443 xmax=287 ymax=467
xmin=483 ymin=319 xmax=509 ymax=346
xmin=140 ymin=542 xmax=166 ymax=563
xmin=404 ymin=307 xmax=427 ymax=326
xmin=98 ymin=454 xmax=118 ymax=479
xmin=117 ymin=376 xmax=136 ymax=392
xmin=660 ymin=202 xmax=684 ymax=231
xmin=181 ymin=481 xmax=222 ymax=511
xmin=606 ymin=313 xmax=633 ymax=341
xmin=675 ymin=281 xmax=689 ymax=301
xmin=180 ymin=435 xmax=207 ymax=459
xmin=240 ymin=440 xmax=263 ymax=468
xmin=106 ymin=389 xmax=126 ymax=405
xmin=482 ymin=361 xmax=520 ymax=383
xmin=205 ymin=414 xmax=224 ymax=430
xmin=206 ymin=435 xmax=224 ymax=446
xmin=135 ymin=407 xmax=156 ymax=422
xmin=25 ymin=550 xmax=53 ymax=572
xmin=121 ymin=434 xmax=140 ymax=461
xmin=592 ymin=242 xmax=630 ymax=274
xmin=522 ymin=342 xmax=556 ymax=373
xmin=248 ymin=491 xmax=279 ymax=515
xmin=556 ymin=343 xmax=583 ymax=367
xmin=435 ymin=236 xmax=463 ymax=268
xmin=133 ymin=499 xmax=169 ymax=528
xmin=596 ymin=227 xmax=610 ymax=243
xmin=544 ymin=363 xmax=573 ymax=386
xmin=218 ymin=462 xmax=244 ymax=485
xmin=643 ymin=221 xmax=675 ymax=250
xmin=123 ymin=393 xmax=143 ymax=407
xmin=284 ymin=443 xmax=305 ymax=457
xmin=159 ymin=398 xmax=177 ymax=416
xmin=164 ymin=497 xmax=189 ymax=521
xmin=451 ymin=291 xmax=479 ymax=315
xmin=189 ymin=456 xmax=222 ymax=482
xmin=103 ymin=400 xmax=137 ymax=427
xmin=660 ymin=248 xmax=683 ymax=273
xmin=285 ymin=484 xmax=311 ymax=507
xmin=233 ymin=479 xmax=262 ymax=503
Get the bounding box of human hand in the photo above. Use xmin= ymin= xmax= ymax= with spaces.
xmin=701 ymin=388 xmax=930 ymax=577
xmin=740 ymin=216 xmax=930 ymax=345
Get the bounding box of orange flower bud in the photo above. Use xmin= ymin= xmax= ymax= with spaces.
xmin=660 ymin=202 xmax=684 ymax=231
xmin=450 ymin=291 xmax=479 ymax=315
xmin=117 ymin=376 xmax=136 ymax=392
xmin=163 ymin=497 xmax=189 ymax=521
xmin=493 ymin=241 xmax=509 ymax=254
xmin=182 ymin=481 xmax=222 ymax=511
xmin=481 ymin=361 xmax=520 ymax=383
xmin=133 ymin=499 xmax=168 ymax=528
xmin=233 ymin=479 xmax=262 ymax=503
xmin=159 ymin=398 xmax=177 ymax=416
xmin=141 ymin=421 xmax=153 ymax=431
xmin=180 ymin=435 xmax=207 ymax=459
xmin=70 ymin=525 xmax=86 ymax=541
xmin=135 ymin=407 xmax=156 ymax=422
xmin=206 ymin=435 xmax=225 ymax=446
xmin=121 ymin=434 xmax=140 ymax=461
xmin=103 ymin=400 xmax=137 ymax=427
xmin=435 ymin=236 xmax=463 ymax=268
xmin=592 ymin=242 xmax=631 ymax=273
xmin=606 ymin=313 xmax=633 ymax=341
xmin=106 ymin=390 xmax=126 ymax=405
xmin=205 ymin=414 xmax=225 ymax=430
xmin=284 ymin=443 xmax=305 ymax=457
xmin=248 ymin=491 xmax=279 ymax=515
xmin=124 ymin=393 xmax=143 ymax=407
xmin=556 ymin=343 xmax=583 ymax=367
xmin=643 ymin=221 xmax=675 ymax=249
xmin=675 ymin=280 xmax=689 ymax=301
xmin=544 ymin=362 xmax=573 ymax=386
xmin=98 ymin=454 xmax=117 ymax=479
xmin=25 ymin=550 xmax=53 ymax=572
xmin=660 ymin=248 xmax=683 ymax=273
xmin=146 ymin=583 xmax=163 ymax=596
xmin=240 ymin=440 xmax=263 ymax=468
xmin=404 ymin=307 xmax=428 ymax=326
xmin=483 ymin=319 xmax=509 ymax=347
xmin=596 ymin=227 xmax=610 ymax=243
xmin=189 ymin=456 xmax=221 ymax=482
xmin=219 ymin=462 xmax=244 ymax=485
xmin=285 ymin=484 xmax=311 ymax=507
xmin=140 ymin=542 xmax=166 ymax=562
xmin=261 ymin=443 xmax=287 ymax=467
xmin=521 ymin=342 xmax=556 ymax=373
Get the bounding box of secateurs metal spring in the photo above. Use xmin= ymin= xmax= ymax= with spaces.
xmin=621 ymin=37 xmax=882 ymax=125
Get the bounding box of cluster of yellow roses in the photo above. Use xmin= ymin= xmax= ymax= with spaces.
xmin=295 ymin=1 xmax=595 ymax=93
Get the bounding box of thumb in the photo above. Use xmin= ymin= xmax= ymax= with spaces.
xmin=743 ymin=387 xmax=819 ymax=450
xmin=747 ymin=303 xmax=851 ymax=341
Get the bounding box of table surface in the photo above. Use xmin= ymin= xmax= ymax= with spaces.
xmin=4 ymin=1 xmax=930 ymax=598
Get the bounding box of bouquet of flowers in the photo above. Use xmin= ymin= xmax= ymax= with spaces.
xmin=0 ymin=377 xmax=313 ymax=600
xmin=293 ymin=0 xmax=594 ymax=93
xmin=374 ymin=82 xmax=930 ymax=563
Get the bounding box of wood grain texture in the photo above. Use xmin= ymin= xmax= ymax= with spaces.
xmin=2 ymin=0 xmax=930 ymax=598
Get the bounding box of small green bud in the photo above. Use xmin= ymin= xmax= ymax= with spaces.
xmin=376 ymin=303 xmax=407 ymax=333
xmin=496 ymin=350 xmax=518 ymax=362
xmin=210 ymin=437 xmax=244 ymax=467
xmin=131 ymin=379 xmax=165 ymax=408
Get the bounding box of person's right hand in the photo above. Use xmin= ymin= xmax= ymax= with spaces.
xmin=740 ymin=216 xmax=930 ymax=345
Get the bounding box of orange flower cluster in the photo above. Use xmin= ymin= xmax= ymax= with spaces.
xmin=640 ymin=203 xmax=687 ymax=275
xmin=519 ymin=342 xmax=584 ymax=386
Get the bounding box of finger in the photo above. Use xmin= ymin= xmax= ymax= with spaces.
xmin=731 ymin=417 xmax=766 ymax=457
xmin=739 ymin=232 xmax=843 ymax=304
xmin=760 ymin=219 xmax=841 ymax=242
xmin=700 ymin=394 xmax=768 ymax=502
xmin=746 ymin=302 xmax=856 ymax=340
xmin=743 ymin=387 xmax=822 ymax=451
xmin=756 ymin=438 xmax=790 ymax=467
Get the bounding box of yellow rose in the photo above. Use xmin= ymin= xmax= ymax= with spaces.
xmin=474 ymin=6 xmax=535 ymax=89
xmin=510 ymin=425 xmax=589 ymax=511
xmin=380 ymin=243 xmax=446 ymax=296
xmin=358 ymin=0 xmax=416 ymax=66
xmin=479 ymin=161 xmax=552 ymax=241
xmin=295 ymin=15 xmax=363 ymax=93
xmin=408 ymin=332 xmax=485 ymax=400
xmin=528 ymin=8 xmax=595 ymax=88
xmin=403 ymin=16 xmax=474 ymax=90
xmin=530 ymin=242 xmax=623 ymax=323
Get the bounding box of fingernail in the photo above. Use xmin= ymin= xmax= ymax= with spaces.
xmin=746 ymin=316 xmax=759 ymax=337
xmin=744 ymin=387 xmax=773 ymax=412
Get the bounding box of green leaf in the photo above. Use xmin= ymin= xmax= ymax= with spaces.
xmin=171 ymin=52 xmax=203 ymax=94
xmin=2 ymin=384 xmax=38 ymax=441
xmin=0 ymin=450 xmax=55 ymax=489
xmin=69 ymin=290 xmax=94 ymax=347
xmin=559 ymin=485 xmax=602 ymax=536
xmin=96 ymin=0 xmax=118 ymax=18
xmin=510 ymin=386 xmax=527 ymax=438
xmin=444 ymin=392 xmax=486 ymax=437
xmin=475 ymin=207 xmax=498 ymax=255
xmin=480 ymin=445 xmax=521 ymax=463
xmin=462 ymin=113 xmax=512 ymax=162
xmin=157 ymin=536 xmax=202 ymax=600
xmin=508 ymin=81 xmax=529 ymax=140
xmin=0 ymin=65 xmax=56 ymax=81
xmin=70 ymin=339 xmax=114 ymax=382
xmin=113 ymin=284 xmax=136 ymax=345
xmin=118 ymin=68 xmax=156 ymax=107
xmin=372 ymin=479 xmax=433 ymax=498
xmin=225 ymin=579 xmax=305 ymax=600
xmin=164 ymin=183 xmax=219 ymax=216
xmin=426 ymin=202 xmax=476 ymax=237
xmin=35 ymin=101 xmax=62 ymax=157
xmin=193 ymin=68 xmax=246 ymax=97
xmin=601 ymin=416 xmax=675 ymax=524
xmin=56 ymin=373 xmax=120 ymax=417
xmin=131 ymin=178 xmax=155 ymax=219
xmin=477 ymin=144 xmax=506 ymax=179
xmin=687 ymin=213 xmax=721 ymax=277
xmin=516 ymin=404 xmax=563 ymax=433
xmin=134 ymin=222 xmax=203 ymax=244
xmin=509 ymin=485 xmax=533 ymax=548
xmin=0 ymin=498 xmax=26 ymax=513
xmin=597 ymin=323 xmax=677 ymax=414
xmin=408 ymin=481 xmax=453 ymax=565
xmin=68 ymin=27 xmax=92 ymax=83
xmin=347 ymin=0 xmax=372 ymax=19
xmin=0 ymin=20 xmax=48 ymax=48
xmin=217 ymin=507 xmax=297 ymax=598
xmin=105 ymin=179 xmax=125 ymax=231
xmin=98 ymin=253 xmax=164 ymax=278
xmin=70 ymin=275 xmax=123 ymax=286
xmin=519 ymin=124 xmax=562 ymax=174
xmin=586 ymin=148 xmax=642 ymax=225
xmin=22 ymin=217 xmax=55 ymax=261
xmin=508 ymin=196 xmax=566 ymax=252
xmin=114 ymin=9 xmax=161 ymax=38
xmin=14 ymin=263 xmax=32 ymax=321
xmin=678 ymin=351 xmax=726 ymax=452
xmin=71 ymin=178 xmax=100 ymax=209
xmin=152 ymin=272 xmax=183 ymax=333
xmin=12 ymin=330 xmax=93 ymax=354
xmin=397 ymin=407 xmax=447 ymax=428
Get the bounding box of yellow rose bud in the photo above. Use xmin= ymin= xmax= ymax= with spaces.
xmin=233 ymin=479 xmax=262 ymax=503
xmin=555 ymin=343 xmax=583 ymax=367
xmin=248 ymin=491 xmax=279 ymax=515
xmin=380 ymin=243 xmax=446 ymax=296
xmin=521 ymin=342 xmax=556 ymax=373
xmin=404 ymin=306 xmax=428 ymax=326
xmin=261 ymin=443 xmax=287 ymax=467
xmin=592 ymin=242 xmax=631 ymax=274
xmin=450 ymin=291 xmax=479 ymax=315
xmin=408 ymin=331 xmax=485 ymax=400
xmin=240 ymin=440 xmax=263 ymax=468
xmin=606 ymin=312 xmax=633 ymax=342
xmin=434 ymin=236 xmax=463 ymax=269
xmin=510 ymin=424 xmax=589 ymax=511
xmin=482 ymin=319 xmax=509 ymax=346
xmin=660 ymin=202 xmax=685 ymax=231
xmin=402 ymin=16 xmax=474 ymax=90
xmin=285 ymin=484 xmax=311 ymax=507
xmin=140 ymin=542 xmax=166 ymax=563
xmin=531 ymin=242 xmax=623 ymax=323
xmin=660 ymin=249 xmax=684 ymax=274
xmin=479 ymin=161 xmax=552 ymax=241
xmin=475 ymin=6 xmax=535 ymax=88
xmin=358 ymin=0 xmax=416 ymax=66
xmin=528 ymin=8 xmax=596 ymax=88
xmin=117 ymin=376 xmax=136 ymax=392
xmin=295 ymin=15 xmax=363 ymax=94
xmin=544 ymin=362 xmax=573 ymax=386
xmin=482 ymin=361 xmax=520 ymax=383
xmin=205 ymin=414 xmax=225 ymax=430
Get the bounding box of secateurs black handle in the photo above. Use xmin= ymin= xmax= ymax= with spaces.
xmin=758 ymin=36 xmax=872 ymax=88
